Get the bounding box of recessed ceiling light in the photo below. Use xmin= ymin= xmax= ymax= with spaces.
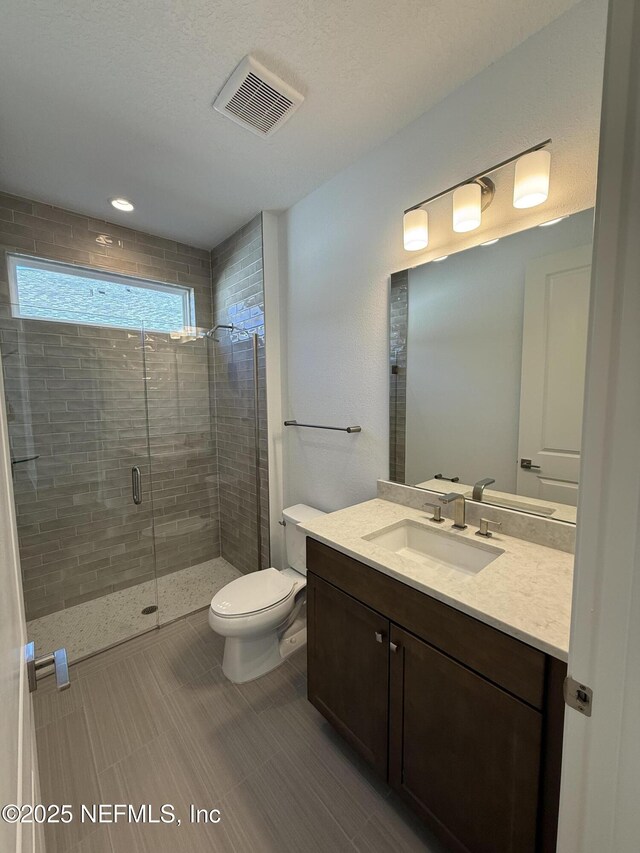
xmin=432 ymin=255 xmax=449 ymax=263
xmin=481 ymin=238 xmax=500 ymax=246
xmin=539 ymin=216 xmax=565 ymax=227
xmin=109 ymin=197 xmax=134 ymax=212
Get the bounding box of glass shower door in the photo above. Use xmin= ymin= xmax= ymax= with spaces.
xmin=0 ymin=302 xmax=159 ymax=663
xmin=143 ymin=327 xmax=225 ymax=623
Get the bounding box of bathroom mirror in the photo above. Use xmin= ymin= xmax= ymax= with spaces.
xmin=389 ymin=207 xmax=594 ymax=524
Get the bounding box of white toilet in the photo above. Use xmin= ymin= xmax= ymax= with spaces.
xmin=208 ymin=504 xmax=325 ymax=683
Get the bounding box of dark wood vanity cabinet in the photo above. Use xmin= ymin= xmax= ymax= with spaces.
xmin=306 ymin=538 xmax=567 ymax=853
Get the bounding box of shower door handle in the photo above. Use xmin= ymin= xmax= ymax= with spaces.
xmin=131 ymin=466 xmax=142 ymax=505
xmin=26 ymin=641 xmax=70 ymax=693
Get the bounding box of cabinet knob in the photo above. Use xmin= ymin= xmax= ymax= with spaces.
xmin=375 ymin=631 xmax=384 ymax=643
xmin=390 ymin=641 xmax=400 ymax=653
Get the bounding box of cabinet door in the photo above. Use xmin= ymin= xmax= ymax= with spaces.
xmin=307 ymin=572 xmax=389 ymax=776
xmin=389 ymin=625 xmax=542 ymax=853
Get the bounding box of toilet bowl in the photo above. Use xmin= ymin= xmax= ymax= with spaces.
xmin=209 ymin=503 xmax=325 ymax=683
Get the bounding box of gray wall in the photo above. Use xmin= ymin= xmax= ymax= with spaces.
xmin=210 ymin=216 xmax=270 ymax=575
xmin=0 ymin=191 xmax=219 ymax=619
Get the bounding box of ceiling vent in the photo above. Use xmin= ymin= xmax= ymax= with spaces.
xmin=213 ymin=56 xmax=304 ymax=138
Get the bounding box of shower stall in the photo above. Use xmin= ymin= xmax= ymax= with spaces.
xmin=0 ymin=207 xmax=268 ymax=663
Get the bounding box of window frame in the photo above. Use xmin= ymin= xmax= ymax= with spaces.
xmin=7 ymin=253 xmax=196 ymax=334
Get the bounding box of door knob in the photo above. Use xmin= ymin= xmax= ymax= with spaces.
xmin=520 ymin=458 xmax=541 ymax=470
xmin=26 ymin=642 xmax=70 ymax=693
xmin=375 ymin=631 xmax=385 ymax=643
xmin=390 ymin=641 xmax=400 ymax=653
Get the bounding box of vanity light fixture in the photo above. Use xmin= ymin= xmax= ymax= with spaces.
xmin=403 ymin=139 xmax=551 ymax=252
xmin=481 ymin=238 xmax=500 ymax=246
xmin=539 ymin=216 xmax=566 ymax=227
xmin=513 ymin=149 xmax=551 ymax=209
xmin=109 ymin=197 xmax=135 ymax=212
xmin=452 ymin=183 xmax=482 ymax=233
xmin=432 ymin=255 xmax=449 ymax=262
xmin=403 ymin=208 xmax=429 ymax=250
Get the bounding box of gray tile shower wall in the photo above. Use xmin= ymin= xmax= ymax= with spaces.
xmin=389 ymin=270 xmax=408 ymax=483
xmin=210 ymin=215 xmax=270 ymax=574
xmin=0 ymin=191 xmax=220 ymax=619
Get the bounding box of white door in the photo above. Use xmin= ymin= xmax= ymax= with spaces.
xmin=0 ymin=360 xmax=43 ymax=853
xmin=516 ymin=245 xmax=592 ymax=505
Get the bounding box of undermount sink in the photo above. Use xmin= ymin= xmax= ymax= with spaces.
xmin=363 ymin=519 xmax=504 ymax=576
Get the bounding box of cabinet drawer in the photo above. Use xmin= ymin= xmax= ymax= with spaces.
xmin=307 ymin=537 xmax=546 ymax=709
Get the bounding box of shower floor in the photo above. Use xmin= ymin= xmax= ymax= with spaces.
xmin=27 ymin=556 xmax=241 ymax=664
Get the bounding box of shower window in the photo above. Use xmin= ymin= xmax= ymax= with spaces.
xmin=7 ymin=254 xmax=195 ymax=333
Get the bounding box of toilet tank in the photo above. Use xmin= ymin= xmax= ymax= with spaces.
xmin=282 ymin=504 xmax=326 ymax=574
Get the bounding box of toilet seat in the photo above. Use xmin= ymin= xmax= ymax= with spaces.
xmin=211 ymin=567 xmax=296 ymax=618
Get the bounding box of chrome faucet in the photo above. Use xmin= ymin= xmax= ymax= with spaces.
xmin=439 ymin=492 xmax=467 ymax=530
xmin=472 ymin=477 xmax=496 ymax=501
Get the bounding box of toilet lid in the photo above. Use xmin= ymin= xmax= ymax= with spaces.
xmin=210 ymin=568 xmax=295 ymax=617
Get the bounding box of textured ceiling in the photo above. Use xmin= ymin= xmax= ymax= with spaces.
xmin=0 ymin=0 xmax=580 ymax=248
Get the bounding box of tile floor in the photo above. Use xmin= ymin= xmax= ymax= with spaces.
xmin=34 ymin=609 xmax=445 ymax=853
xmin=28 ymin=557 xmax=241 ymax=662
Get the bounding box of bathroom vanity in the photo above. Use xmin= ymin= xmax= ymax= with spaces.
xmin=302 ymin=498 xmax=573 ymax=853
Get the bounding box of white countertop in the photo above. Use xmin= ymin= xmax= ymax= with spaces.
xmin=301 ymin=498 xmax=574 ymax=661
